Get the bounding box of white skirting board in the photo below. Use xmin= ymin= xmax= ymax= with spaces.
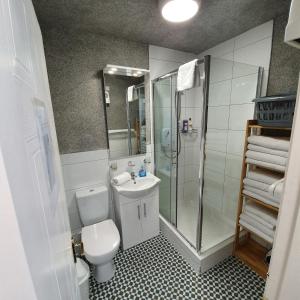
xmin=159 ymin=215 xmax=234 ymax=273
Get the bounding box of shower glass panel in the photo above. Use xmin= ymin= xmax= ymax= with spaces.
xmin=201 ymin=57 xmax=262 ymax=252
xmin=153 ymin=75 xmax=177 ymax=225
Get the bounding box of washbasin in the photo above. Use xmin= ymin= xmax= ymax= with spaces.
xmin=112 ymin=173 xmax=161 ymax=198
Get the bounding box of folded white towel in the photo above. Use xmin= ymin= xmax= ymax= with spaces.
xmin=127 ymin=86 xmax=134 ymax=102
xmin=246 ymin=158 xmax=286 ymax=172
xmin=248 ymin=135 xmax=290 ymax=152
xmin=269 ymin=178 xmax=285 ymax=202
xmin=177 ymin=59 xmax=198 ymax=91
xmin=247 ymin=169 xmax=283 ymax=185
xmin=244 ymin=202 xmax=277 ymax=226
xmin=243 ymin=189 xmax=280 ymax=208
xmin=246 ymin=150 xmax=287 ymax=166
xmin=244 ymin=211 xmax=276 ymax=230
xmin=112 ymin=172 xmax=131 ymax=186
xmin=240 ymin=214 xmax=275 ymax=237
xmin=248 ymin=144 xmax=289 ymax=158
xmin=243 ymin=178 xmax=270 ymax=192
xmin=239 ymin=219 xmax=273 ymax=244
xmin=244 ymin=185 xmax=279 ymax=203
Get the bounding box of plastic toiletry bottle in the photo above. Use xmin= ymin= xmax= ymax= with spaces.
xmin=139 ymin=164 xmax=147 ymax=177
xmin=182 ymin=120 xmax=188 ymax=133
xmin=188 ymin=118 xmax=193 ymax=133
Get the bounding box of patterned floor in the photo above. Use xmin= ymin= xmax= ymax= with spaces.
xmin=89 ymin=234 xmax=265 ymax=300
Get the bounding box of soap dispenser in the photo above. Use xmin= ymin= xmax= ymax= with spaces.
xmin=138 ymin=163 xmax=147 ymax=177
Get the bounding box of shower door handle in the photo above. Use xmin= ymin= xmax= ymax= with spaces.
xmin=144 ymin=203 xmax=147 ymax=217
xmin=137 ymin=205 xmax=141 ymax=220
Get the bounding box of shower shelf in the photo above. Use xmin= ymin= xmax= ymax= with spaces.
xmin=233 ymin=120 xmax=291 ymax=279
xmin=181 ymin=129 xmax=198 ymax=134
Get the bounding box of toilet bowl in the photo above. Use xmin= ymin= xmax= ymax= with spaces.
xmin=82 ymin=219 xmax=120 ymax=282
xmin=76 ymin=185 xmax=120 ymax=283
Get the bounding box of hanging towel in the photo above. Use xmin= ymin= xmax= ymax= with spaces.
xmin=247 ymin=169 xmax=283 ymax=185
xmin=248 ymin=144 xmax=289 ymax=158
xmin=244 ymin=202 xmax=277 ymax=226
xmin=243 ymin=178 xmax=270 ymax=192
xmin=243 ymin=189 xmax=280 ymax=208
xmin=177 ymin=59 xmax=198 ymax=91
xmin=244 ymin=210 xmax=276 ymax=230
xmin=112 ymin=172 xmax=131 ymax=186
xmin=239 ymin=219 xmax=274 ymax=244
xmin=246 ymin=150 xmax=287 ymax=166
xmin=248 ymin=135 xmax=290 ymax=152
xmin=127 ymin=85 xmax=135 ymax=102
xmin=240 ymin=214 xmax=275 ymax=237
xmin=246 ymin=158 xmax=286 ymax=173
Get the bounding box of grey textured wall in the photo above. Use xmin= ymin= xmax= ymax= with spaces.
xmin=267 ymin=14 xmax=300 ymax=95
xmin=42 ymin=26 xmax=149 ymax=154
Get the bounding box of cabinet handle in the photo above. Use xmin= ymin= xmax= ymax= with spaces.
xmin=137 ymin=205 xmax=141 ymax=220
xmin=144 ymin=203 xmax=147 ymax=217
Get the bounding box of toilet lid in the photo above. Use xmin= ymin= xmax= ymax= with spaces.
xmin=82 ymin=219 xmax=120 ymax=258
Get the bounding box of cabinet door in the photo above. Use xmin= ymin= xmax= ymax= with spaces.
xmin=120 ymin=199 xmax=143 ymax=250
xmin=141 ymin=192 xmax=159 ymax=242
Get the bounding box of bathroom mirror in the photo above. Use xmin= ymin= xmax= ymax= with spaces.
xmin=102 ymin=65 xmax=150 ymax=159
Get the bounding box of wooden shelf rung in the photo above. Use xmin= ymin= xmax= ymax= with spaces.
xmin=242 ymin=194 xmax=279 ymax=212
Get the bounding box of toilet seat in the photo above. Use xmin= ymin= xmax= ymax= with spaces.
xmin=82 ymin=219 xmax=120 ymax=265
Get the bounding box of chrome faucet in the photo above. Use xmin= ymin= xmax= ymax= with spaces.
xmin=130 ymin=171 xmax=136 ymax=184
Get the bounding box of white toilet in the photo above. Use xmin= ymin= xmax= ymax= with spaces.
xmin=76 ymin=185 xmax=120 ymax=283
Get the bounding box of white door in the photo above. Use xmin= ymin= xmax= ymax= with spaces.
xmin=121 ymin=200 xmax=143 ymax=249
xmin=141 ymin=193 xmax=159 ymax=241
xmin=0 ymin=0 xmax=79 ymax=299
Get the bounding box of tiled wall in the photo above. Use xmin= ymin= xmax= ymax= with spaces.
xmin=199 ymin=21 xmax=274 ymax=222
xmin=61 ymin=150 xmax=110 ymax=232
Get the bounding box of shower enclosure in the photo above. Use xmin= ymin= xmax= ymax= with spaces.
xmin=153 ymin=56 xmax=263 ymax=253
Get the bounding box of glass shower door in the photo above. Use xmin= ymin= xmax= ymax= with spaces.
xmin=153 ymin=76 xmax=177 ymax=225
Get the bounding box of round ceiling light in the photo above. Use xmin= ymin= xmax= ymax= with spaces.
xmin=160 ymin=0 xmax=199 ymax=23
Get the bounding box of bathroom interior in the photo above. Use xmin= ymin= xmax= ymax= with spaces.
xmin=1 ymin=0 xmax=300 ymax=299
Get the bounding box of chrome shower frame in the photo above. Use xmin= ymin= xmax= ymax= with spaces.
xmin=152 ymin=55 xmax=210 ymax=252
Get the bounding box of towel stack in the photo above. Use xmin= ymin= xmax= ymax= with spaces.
xmin=246 ymin=135 xmax=290 ymax=173
xmin=243 ymin=169 xmax=283 ymax=207
xmin=239 ymin=202 xmax=277 ymax=244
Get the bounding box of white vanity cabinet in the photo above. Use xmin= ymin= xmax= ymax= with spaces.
xmin=114 ymin=187 xmax=159 ymax=250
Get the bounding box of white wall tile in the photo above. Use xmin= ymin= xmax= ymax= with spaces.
xmin=61 ymin=149 xmax=108 ymax=165
xmin=210 ymin=58 xmax=233 ymax=83
xmin=230 ymin=73 xmax=258 ymax=105
xmin=207 ymin=106 xmax=230 ymax=130
xmin=62 ymin=159 xmax=109 ymax=190
xmin=233 ymin=37 xmax=272 ymax=70
xmin=204 ymin=150 xmax=226 ymax=174
xmin=203 ymin=168 xmax=225 ymax=211
xmin=227 ymin=130 xmax=245 ymax=155
xmin=234 ymin=20 xmax=273 ymax=50
xmin=228 ymin=104 xmax=254 ymax=130
xmin=225 ymin=154 xmax=243 ymax=179
xmin=233 ymin=62 xmax=259 ymax=78
xmin=184 ymin=86 xmax=203 ymax=108
xmin=200 ymin=38 xmax=235 ymax=58
xmin=184 ymin=146 xmax=201 ymax=165
xmin=149 ymin=45 xmax=196 ymax=62
xmin=209 ymin=80 xmax=231 ymax=106
xmin=206 ymin=129 xmax=228 ymax=153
